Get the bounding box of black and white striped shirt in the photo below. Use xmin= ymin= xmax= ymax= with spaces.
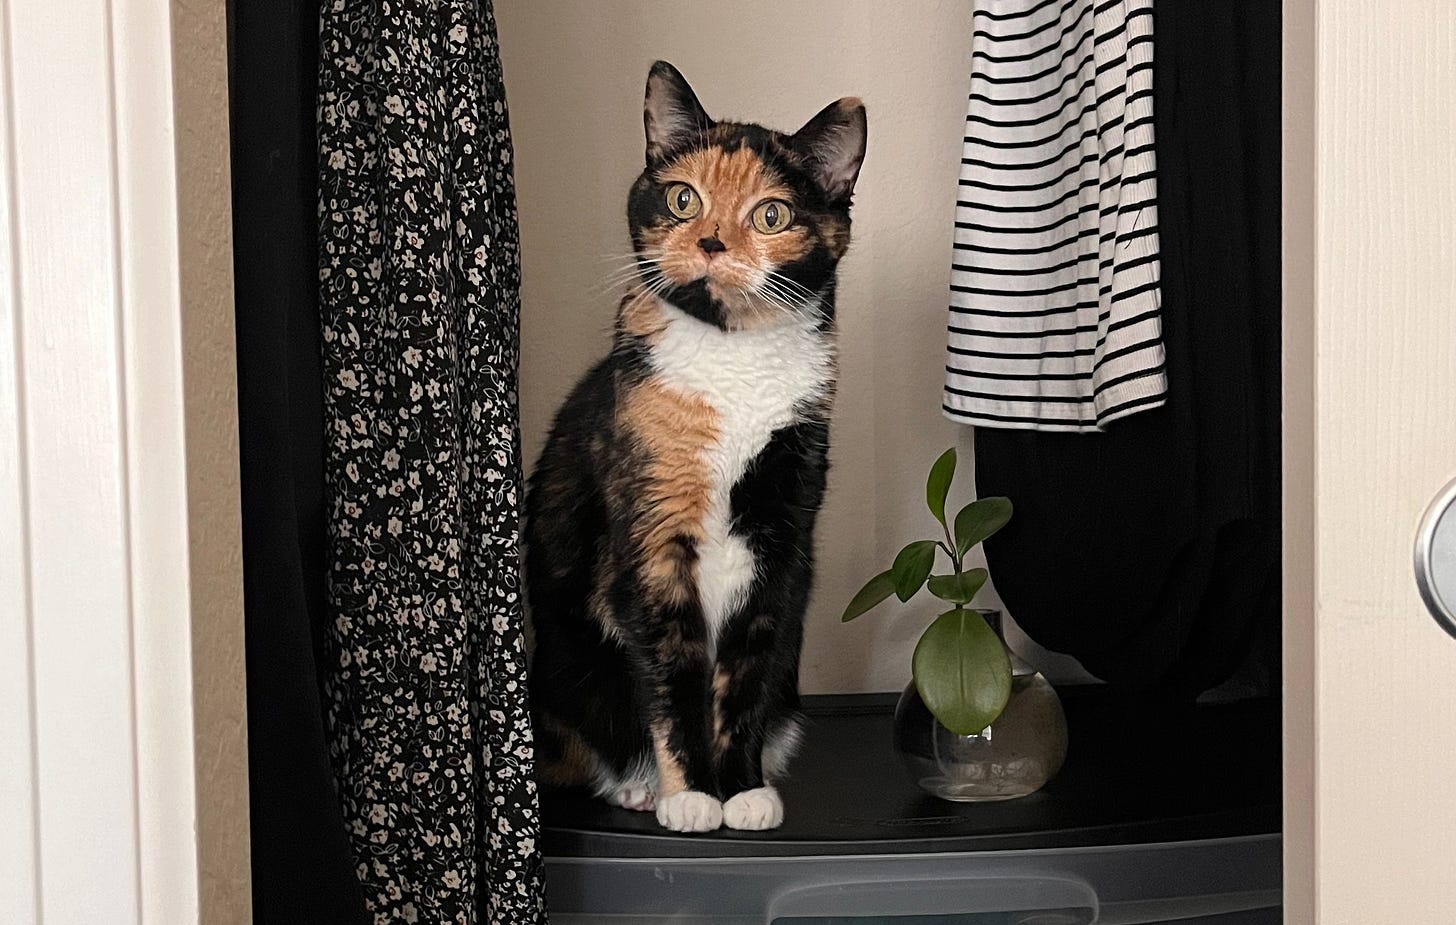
xmin=945 ymin=0 xmax=1165 ymax=432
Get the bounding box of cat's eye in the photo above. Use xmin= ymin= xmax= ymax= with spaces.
xmin=665 ymin=183 xmax=702 ymax=219
xmin=751 ymin=200 xmax=793 ymax=234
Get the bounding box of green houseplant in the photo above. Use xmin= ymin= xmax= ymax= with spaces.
xmin=843 ymin=447 xmax=1067 ymax=801
xmin=842 ymin=447 xmax=1014 ymax=735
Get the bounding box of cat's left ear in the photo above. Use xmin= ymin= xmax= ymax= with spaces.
xmin=791 ymin=98 xmax=867 ymax=207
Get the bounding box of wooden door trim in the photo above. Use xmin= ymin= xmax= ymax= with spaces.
xmin=1281 ymin=0 xmax=1317 ymax=920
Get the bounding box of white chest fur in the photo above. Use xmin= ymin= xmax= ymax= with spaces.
xmin=646 ymin=301 xmax=836 ymax=657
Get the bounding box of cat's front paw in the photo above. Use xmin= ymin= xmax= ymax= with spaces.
xmin=722 ymin=786 xmax=784 ymax=831
xmin=655 ymin=790 xmax=722 ymax=833
xmin=609 ymin=781 xmax=656 ymax=813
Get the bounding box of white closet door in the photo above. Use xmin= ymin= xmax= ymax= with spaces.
xmin=0 ymin=0 xmax=247 ymax=921
xmin=1284 ymin=0 xmax=1456 ymax=921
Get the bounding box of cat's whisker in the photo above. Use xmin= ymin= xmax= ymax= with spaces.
xmin=594 ymin=251 xmax=666 ymax=275
xmin=763 ymin=273 xmax=831 ymax=322
xmin=595 ymin=270 xmax=656 ymax=294
xmin=626 ymin=270 xmax=666 ymax=295
xmin=759 ymin=279 xmax=798 ymax=303
xmin=765 ymin=270 xmax=821 ymax=303
xmin=594 ymin=272 xmax=647 ymax=292
xmin=752 ymin=283 xmax=792 ymax=311
xmin=751 ymin=276 xmax=829 ymax=323
xmin=744 ymin=284 xmax=811 ymax=326
xmin=773 ymin=275 xmax=819 ymax=303
xmin=591 ymin=258 xmax=672 ymax=298
xmin=598 ymin=257 xmax=663 ymax=279
xmin=599 ymin=254 xmax=659 ymax=269
xmin=758 ymin=274 xmax=802 ymax=301
xmin=595 ymin=247 xmax=666 ymax=264
xmin=638 ymin=270 xmax=676 ymax=303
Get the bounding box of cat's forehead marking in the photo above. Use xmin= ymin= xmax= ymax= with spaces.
xmin=658 ymin=145 xmax=792 ymax=206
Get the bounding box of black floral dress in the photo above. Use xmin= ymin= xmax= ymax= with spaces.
xmin=317 ymin=0 xmax=547 ymax=920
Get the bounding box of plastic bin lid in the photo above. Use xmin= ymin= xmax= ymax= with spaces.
xmin=541 ymin=687 xmax=1281 ymax=859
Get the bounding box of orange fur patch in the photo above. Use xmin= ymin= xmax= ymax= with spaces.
xmin=619 ymin=287 xmax=671 ymax=342
xmin=711 ymin=664 xmax=732 ymax=759
xmin=536 ymin=712 xmax=602 ymax=788
xmin=817 ymin=213 xmax=852 ymax=260
xmin=618 ymin=378 xmax=718 ymax=607
xmin=652 ymin=720 xmax=688 ymax=797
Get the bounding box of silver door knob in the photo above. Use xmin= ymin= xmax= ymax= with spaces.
xmin=1415 ymin=477 xmax=1456 ymax=639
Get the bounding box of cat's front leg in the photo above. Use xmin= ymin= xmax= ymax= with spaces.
xmin=647 ymin=666 xmax=723 ymax=832
xmin=635 ymin=591 xmax=724 ymax=833
xmin=711 ymin=644 xmax=801 ymax=832
xmin=650 ymin=714 xmax=723 ymax=833
xmin=711 ymin=585 xmax=805 ymax=832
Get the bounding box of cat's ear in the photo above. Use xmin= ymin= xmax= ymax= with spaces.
xmin=790 ymin=98 xmax=867 ymax=206
xmin=644 ymin=61 xmax=712 ymax=163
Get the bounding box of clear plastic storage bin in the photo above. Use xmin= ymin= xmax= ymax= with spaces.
xmin=541 ymin=692 xmax=1282 ymax=925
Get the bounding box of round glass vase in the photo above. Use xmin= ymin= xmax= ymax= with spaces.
xmin=892 ymin=610 xmax=1068 ymax=802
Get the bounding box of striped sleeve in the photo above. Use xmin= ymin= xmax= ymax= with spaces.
xmin=945 ymin=0 xmax=1165 ymax=433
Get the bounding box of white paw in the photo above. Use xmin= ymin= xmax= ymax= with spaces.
xmin=655 ymin=790 xmax=722 ymax=833
xmin=722 ymin=786 xmax=784 ymax=831
xmin=609 ymin=781 xmax=656 ymax=813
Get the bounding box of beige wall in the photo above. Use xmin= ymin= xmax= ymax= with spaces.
xmin=497 ymin=0 xmax=1085 ymax=692
xmin=171 ymin=0 xmax=252 ymax=919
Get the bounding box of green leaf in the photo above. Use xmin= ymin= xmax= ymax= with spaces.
xmin=926 ymin=447 xmax=957 ymax=528
xmin=842 ymin=570 xmax=897 ymax=622
xmin=953 ymin=496 xmax=1013 ymax=556
xmin=926 ymin=568 xmax=988 ymax=606
xmin=912 ymin=608 xmax=1013 ymax=736
xmin=891 ymin=540 xmax=938 ymax=602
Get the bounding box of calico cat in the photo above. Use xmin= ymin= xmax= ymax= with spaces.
xmin=526 ymin=61 xmax=866 ymax=833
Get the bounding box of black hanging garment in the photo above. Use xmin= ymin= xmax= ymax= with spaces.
xmin=232 ymin=0 xmax=548 ymax=920
xmin=228 ymin=0 xmax=371 ymax=920
xmin=316 ymin=0 xmax=548 ymax=920
xmin=972 ymin=1 xmax=1282 ymax=697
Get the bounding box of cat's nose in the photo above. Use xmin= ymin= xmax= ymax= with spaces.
xmin=697 ymin=235 xmax=726 ymax=256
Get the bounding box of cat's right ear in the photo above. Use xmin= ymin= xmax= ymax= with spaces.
xmin=644 ymin=61 xmax=711 ymax=163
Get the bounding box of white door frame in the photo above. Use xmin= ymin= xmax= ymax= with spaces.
xmin=0 ymin=0 xmax=249 ymax=921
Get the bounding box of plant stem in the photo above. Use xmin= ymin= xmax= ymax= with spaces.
xmin=939 ymin=520 xmax=962 ymax=574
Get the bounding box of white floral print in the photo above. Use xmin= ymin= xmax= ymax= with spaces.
xmin=317 ymin=0 xmax=547 ymax=921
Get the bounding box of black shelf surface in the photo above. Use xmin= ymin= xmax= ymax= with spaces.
xmin=540 ymin=687 xmax=1281 ymax=859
